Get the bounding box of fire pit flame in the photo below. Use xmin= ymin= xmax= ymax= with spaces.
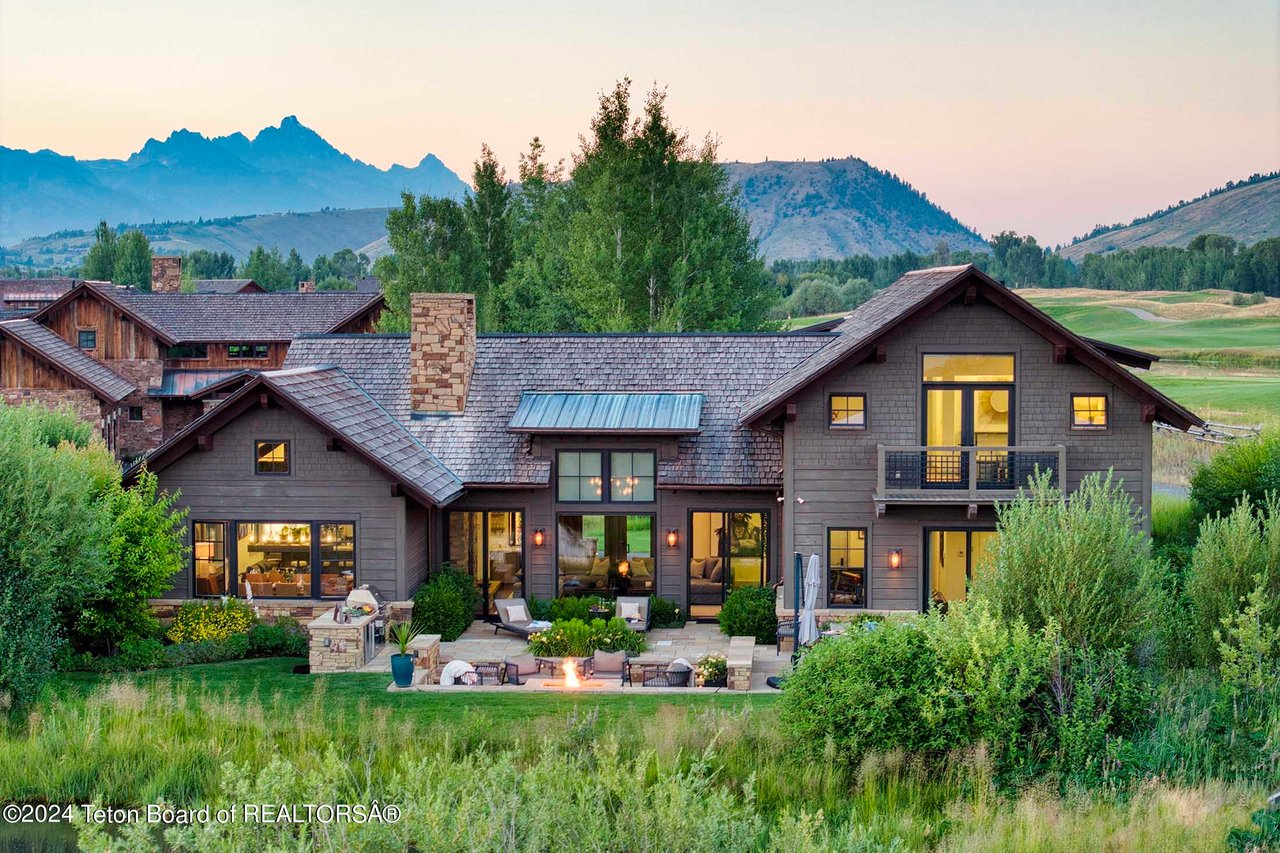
xmin=563 ymin=658 xmax=582 ymax=689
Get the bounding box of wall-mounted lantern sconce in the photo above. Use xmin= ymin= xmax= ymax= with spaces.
xmin=666 ymin=529 xmax=678 ymax=548
xmin=888 ymin=548 xmax=902 ymax=570
xmin=533 ymin=529 xmax=545 ymax=547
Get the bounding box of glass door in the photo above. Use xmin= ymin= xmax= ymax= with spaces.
xmin=925 ymin=528 xmax=998 ymax=609
xmin=447 ymin=511 xmax=524 ymax=616
xmin=688 ymin=511 xmax=768 ymax=618
xmin=923 ymin=388 xmax=1012 ymax=487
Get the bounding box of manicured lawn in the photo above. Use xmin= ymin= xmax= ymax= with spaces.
xmin=1144 ymin=373 xmax=1280 ymax=419
xmin=56 ymin=657 xmax=777 ymax=727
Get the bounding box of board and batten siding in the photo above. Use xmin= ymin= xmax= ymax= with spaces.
xmin=157 ymin=406 xmax=420 ymax=600
xmin=782 ymin=300 xmax=1154 ymax=612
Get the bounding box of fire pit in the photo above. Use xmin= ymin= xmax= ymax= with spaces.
xmin=541 ymin=658 xmax=607 ymax=689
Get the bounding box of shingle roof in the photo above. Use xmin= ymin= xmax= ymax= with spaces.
xmin=88 ymin=284 xmax=382 ymax=343
xmin=509 ymin=392 xmax=705 ymax=434
xmin=0 ymin=319 xmax=136 ymax=403
xmin=261 ymin=366 xmax=463 ymax=505
xmin=739 ymin=265 xmax=979 ymax=424
xmin=0 ymin=278 xmax=78 ymax=299
xmin=286 ymin=333 xmax=833 ymax=487
xmin=192 ymin=279 xmax=263 ymax=294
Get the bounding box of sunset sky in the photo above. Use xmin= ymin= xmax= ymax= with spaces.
xmin=2 ymin=0 xmax=1276 ymax=245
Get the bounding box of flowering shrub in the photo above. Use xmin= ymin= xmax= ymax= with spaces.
xmin=696 ymin=653 xmax=727 ymax=683
xmin=166 ymin=599 xmax=256 ymax=643
xmin=527 ymin=618 xmax=647 ymax=657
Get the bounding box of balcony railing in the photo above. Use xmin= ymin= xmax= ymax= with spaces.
xmin=876 ymin=445 xmax=1064 ymax=499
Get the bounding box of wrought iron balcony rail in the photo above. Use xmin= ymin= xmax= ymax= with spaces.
xmin=876 ymin=445 xmax=1064 ymax=498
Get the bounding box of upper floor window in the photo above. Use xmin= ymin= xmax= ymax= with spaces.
xmin=609 ymin=451 xmax=655 ymax=501
xmin=829 ymin=394 xmax=867 ymax=429
xmin=167 ymin=344 xmax=208 ymax=360
xmin=228 ymin=343 xmax=269 ymax=360
xmin=77 ymin=329 xmax=97 ymax=350
xmin=255 ymin=440 xmax=289 ymax=475
xmin=922 ymin=354 xmax=1014 ymax=383
xmin=1071 ymin=394 xmax=1108 ymax=429
xmin=556 ymin=450 xmax=656 ymax=502
xmin=557 ymin=451 xmax=603 ymax=501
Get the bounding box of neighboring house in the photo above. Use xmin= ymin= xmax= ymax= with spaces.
xmin=192 ymin=279 xmax=265 ymax=294
xmin=128 ymin=265 xmax=1200 ymax=618
xmin=0 ymin=278 xmax=79 ymax=316
xmin=0 ymin=257 xmax=384 ymax=458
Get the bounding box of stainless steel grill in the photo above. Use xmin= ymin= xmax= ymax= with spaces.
xmin=346 ymin=584 xmax=390 ymax=644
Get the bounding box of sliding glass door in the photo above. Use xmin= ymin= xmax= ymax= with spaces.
xmin=688 ymin=511 xmax=768 ymax=618
xmin=446 ymin=511 xmax=524 ymax=616
xmin=556 ymin=514 xmax=655 ymax=598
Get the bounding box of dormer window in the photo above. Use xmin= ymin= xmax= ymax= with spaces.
xmin=167 ymin=344 xmax=208 ymax=360
xmin=77 ymin=329 xmax=97 ymax=350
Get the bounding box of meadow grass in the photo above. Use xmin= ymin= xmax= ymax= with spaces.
xmin=3 ymin=663 xmax=1272 ymax=850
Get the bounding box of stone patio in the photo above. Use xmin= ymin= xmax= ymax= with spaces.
xmin=359 ymin=620 xmax=789 ymax=692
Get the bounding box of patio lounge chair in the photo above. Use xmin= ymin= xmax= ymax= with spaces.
xmin=587 ymin=650 xmax=631 ymax=686
xmin=502 ymin=654 xmax=544 ymax=685
xmin=640 ymin=661 xmax=692 ymax=687
xmin=615 ymin=596 xmax=650 ymax=632
xmin=494 ymin=597 xmax=536 ymax=639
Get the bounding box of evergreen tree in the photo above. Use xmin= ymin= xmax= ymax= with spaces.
xmin=81 ymin=220 xmax=117 ymax=281
xmin=184 ymin=249 xmax=236 ymax=279
xmin=285 ymin=248 xmax=310 ymax=286
xmin=464 ymin=144 xmax=514 ymax=328
xmin=238 ymin=245 xmax=294 ymax=291
xmin=112 ymin=230 xmax=152 ymax=289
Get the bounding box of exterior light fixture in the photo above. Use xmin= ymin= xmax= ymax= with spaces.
xmin=888 ymin=548 xmax=902 ymax=570
xmin=533 ymin=529 xmax=545 ymax=547
xmin=666 ymin=529 xmax=678 ymax=548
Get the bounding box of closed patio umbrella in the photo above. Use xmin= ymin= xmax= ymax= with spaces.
xmin=798 ymin=553 xmax=821 ymax=646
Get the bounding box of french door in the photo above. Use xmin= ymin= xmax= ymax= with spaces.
xmin=446 ymin=511 xmax=524 ymax=616
xmin=922 ymin=386 xmax=1013 ymax=487
xmin=688 ymin=511 xmax=768 ymax=618
xmin=924 ymin=528 xmax=998 ymax=609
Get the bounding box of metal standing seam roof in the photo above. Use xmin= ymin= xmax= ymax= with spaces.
xmin=509 ymin=392 xmax=705 ymax=434
xmin=0 ymin=318 xmax=136 ymax=403
xmin=149 ymin=369 xmax=255 ymax=398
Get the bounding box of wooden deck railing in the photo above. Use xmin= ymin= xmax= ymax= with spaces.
xmin=876 ymin=444 xmax=1065 ymax=499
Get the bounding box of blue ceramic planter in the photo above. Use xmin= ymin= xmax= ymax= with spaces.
xmin=391 ymin=653 xmax=415 ymax=688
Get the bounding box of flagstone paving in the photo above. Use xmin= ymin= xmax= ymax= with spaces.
xmin=360 ymin=620 xmax=790 ymax=691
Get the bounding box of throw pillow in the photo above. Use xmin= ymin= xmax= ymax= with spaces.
xmin=619 ymin=601 xmax=642 ymax=621
xmin=709 ymin=562 xmax=724 ymax=583
xmin=690 ymin=558 xmax=707 ymax=578
xmin=506 ymin=603 xmax=529 ymax=622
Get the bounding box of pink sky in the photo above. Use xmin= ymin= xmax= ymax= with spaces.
xmin=2 ymin=0 xmax=1276 ymax=245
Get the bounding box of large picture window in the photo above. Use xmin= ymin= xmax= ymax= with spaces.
xmin=230 ymin=521 xmax=356 ymax=598
xmin=827 ymin=528 xmax=866 ymax=607
xmin=193 ymin=522 xmax=227 ymax=597
xmin=446 ymin=510 xmax=524 ymax=615
xmin=557 ymin=514 xmax=654 ymax=598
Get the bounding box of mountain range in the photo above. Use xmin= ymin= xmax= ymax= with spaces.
xmin=1 ymin=118 xmax=988 ymax=264
xmin=0 ymin=116 xmax=469 ymax=246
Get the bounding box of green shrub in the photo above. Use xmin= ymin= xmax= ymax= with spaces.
xmin=246 ymin=620 xmax=308 ymax=658
xmin=717 ymin=586 xmax=776 ymax=644
xmin=1190 ymin=429 xmax=1280 ymax=521
xmin=1151 ymin=493 xmax=1197 ymax=571
xmin=1215 ymin=576 xmax=1280 ymax=699
xmin=526 ymin=618 xmax=646 ymax=657
xmin=1045 ymin=645 xmax=1150 ymax=786
xmin=115 ymin=637 xmax=167 ymax=671
xmin=649 ymin=596 xmax=684 ymax=628
xmin=918 ymin=597 xmax=1054 ymax=775
xmin=549 ymin=597 xmax=596 ymax=622
xmin=1184 ymin=494 xmax=1280 ymax=665
xmin=973 ymin=470 xmax=1157 ymax=652
xmin=166 ymin=599 xmax=257 ymax=644
xmin=781 ymin=618 xmax=955 ymax=763
xmin=163 ymin=634 xmax=249 ymax=668
xmin=412 ymin=566 xmax=479 ymax=641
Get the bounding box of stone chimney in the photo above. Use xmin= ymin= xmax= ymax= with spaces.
xmin=151 ymin=256 xmax=181 ymax=293
xmin=298 ymin=280 xmax=316 ymax=293
xmin=410 ymin=293 xmax=476 ymax=414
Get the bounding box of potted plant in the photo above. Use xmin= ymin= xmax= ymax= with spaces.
xmin=696 ymin=653 xmax=728 ymax=688
xmin=388 ymin=621 xmax=419 ymax=688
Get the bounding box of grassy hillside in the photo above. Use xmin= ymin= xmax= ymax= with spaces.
xmin=4 ymin=208 xmax=392 ymax=268
xmin=1059 ymin=175 xmax=1280 ymax=260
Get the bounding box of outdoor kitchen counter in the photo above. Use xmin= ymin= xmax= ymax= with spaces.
xmin=308 ymin=610 xmax=377 ymax=673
